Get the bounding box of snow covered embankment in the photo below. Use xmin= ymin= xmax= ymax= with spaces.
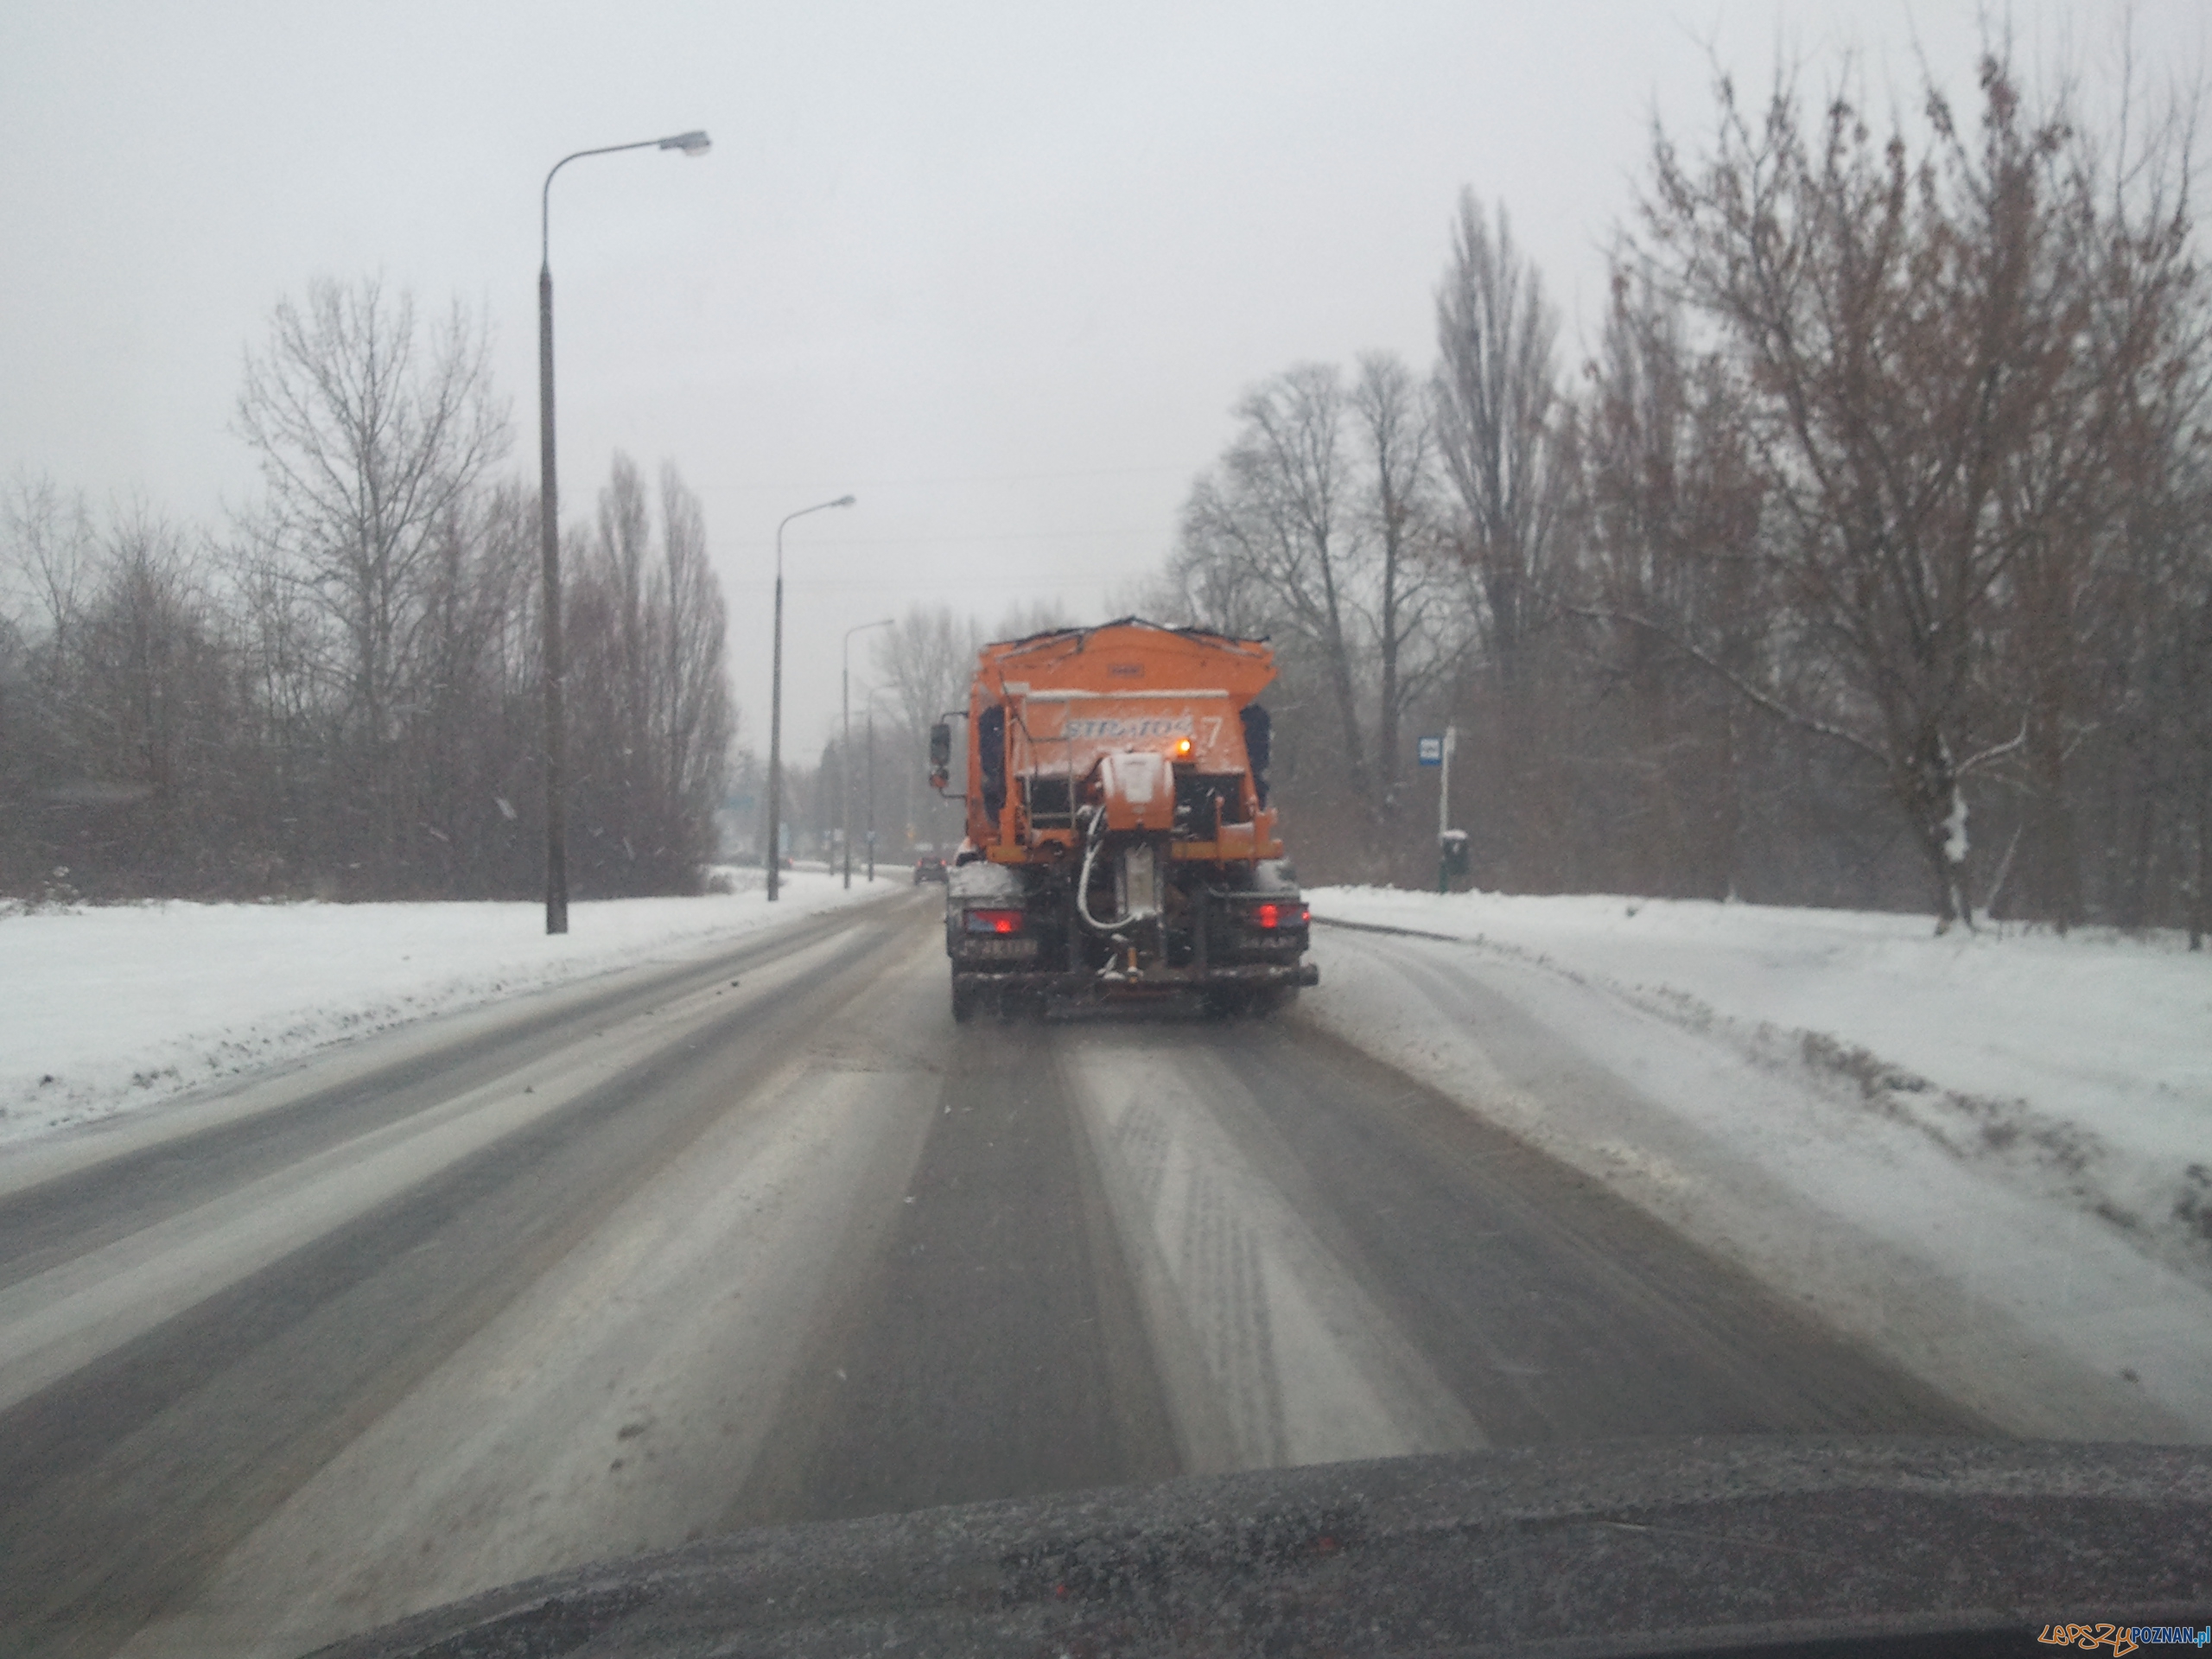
xmin=1301 ymin=887 xmax=2212 ymax=1438
xmin=0 ymin=870 xmax=894 ymax=1148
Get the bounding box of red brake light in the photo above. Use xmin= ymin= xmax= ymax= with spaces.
xmin=966 ymin=907 xmax=1024 ymax=935
xmin=1255 ymin=902 xmax=1280 ymax=929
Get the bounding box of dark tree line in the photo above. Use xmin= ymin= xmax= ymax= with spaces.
xmin=1 ymin=277 xmax=734 ymax=904
xmin=1160 ymin=50 xmax=2212 ymax=939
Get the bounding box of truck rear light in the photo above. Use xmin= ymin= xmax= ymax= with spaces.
xmin=1255 ymin=902 xmax=1279 ymax=929
xmin=965 ymin=908 xmax=1025 ymax=935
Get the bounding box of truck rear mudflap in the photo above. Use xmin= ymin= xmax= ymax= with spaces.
xmin=951 ymin=960 xmax=1318 ymax=1020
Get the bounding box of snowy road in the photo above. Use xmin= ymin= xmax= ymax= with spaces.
xmin=3 ymin=892 xmax=1980 ymax=1657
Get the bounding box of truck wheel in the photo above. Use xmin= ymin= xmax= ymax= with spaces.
xmin=1249 ymin=986 xmax=1299 ymax=1017
xmin=951 ymin=982 xmax=982 ymax=1024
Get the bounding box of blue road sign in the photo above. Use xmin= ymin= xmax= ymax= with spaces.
xmin=1417 ymin=734 xmax=1444 ymax=766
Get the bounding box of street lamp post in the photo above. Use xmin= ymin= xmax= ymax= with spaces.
xmin=538 ymin=129 xmax=709 ymax=936
xmin=766 ymin=496 xmax=856 ymax=900
xmin=842 ymin=620 xmax=893 ymax=890
xmin=861 ymin=689 xmax=898 ymax=882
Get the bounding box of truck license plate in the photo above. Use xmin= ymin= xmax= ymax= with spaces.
xmin=970 ymin=938 xmax=1038 ymax=961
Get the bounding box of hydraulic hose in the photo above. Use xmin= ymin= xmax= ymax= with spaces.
xmin=1074 ymin=804 xmax=1134 ymax=936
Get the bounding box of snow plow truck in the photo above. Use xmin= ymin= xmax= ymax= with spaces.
xmin=928 ymin=619 xmax=1319 ymax=1021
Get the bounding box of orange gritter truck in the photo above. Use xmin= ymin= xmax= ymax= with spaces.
xmin=926 ymin=618 xmax=1318 ymax=1021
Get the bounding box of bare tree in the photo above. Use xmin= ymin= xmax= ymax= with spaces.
xmin=1432 ymin=193 xmax=1571 ymax=887
xmin=1638 ymin=58 xmax=2117 ymax=925
xmin=1154 ymin=512 xmax=1274 ymax=639
xmin=1982 ymin=79 xmax=2209 ymax=930
xmin=660 ymin=463 xmax=732 ymax=851
xmin=565 ymin=458 xmax=733 ymax=892
xmin=0 ymin=499 xmax=253 ymax=896
xmin=1568 ymin=269 xmax=1767 ymax=896
xmin=1433 ymin=192 xmax=1566 ymax=674
xmin=2 ymin=476 xmax=97 ymax=662
xmin=233 ymin=276 xmax=508 ymax=875
xmin=870 ymin=605 xmax=980 ymax=851
xmin=401 ymin=484 xmax=539 ymax=893
xmin=598 ymin=452 xmax=660 ymax=821
xmin=874 ymin=604 xmax=982 ymax=741
xmin=68 ymin=513 xmax=239 ymax=887
xmin=6 ymin=288 xmax=743 ymax=903
xmin=1351 ymin=351 xmax=1453 ymax=830
xmin=1 ymin=479 xmax=98 ymax=883
xmin=222 ymin=510 xmax=334 ymax=886
xmin=1180 ymin=364 xmax=1374 ymax=814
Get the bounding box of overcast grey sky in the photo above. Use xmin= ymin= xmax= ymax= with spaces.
xmin=3 ymin=1 xmax=2202 ymax=753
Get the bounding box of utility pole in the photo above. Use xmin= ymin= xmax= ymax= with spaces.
xmin=766 ymin=495 xmax=856 ymax=899
xmin=842 ymin=619 xmax=893 ymax=889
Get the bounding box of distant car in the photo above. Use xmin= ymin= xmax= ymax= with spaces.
xmin=913 ymin=856 xmax=948 ymax=885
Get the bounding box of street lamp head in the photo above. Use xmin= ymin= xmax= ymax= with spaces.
xmin=832 ymin=495 xmax=856 ymax=508
xmin=844 ymin=616 xmax=895 ymax=647
xmin=660 ymin=130 xmax=712 ymax=156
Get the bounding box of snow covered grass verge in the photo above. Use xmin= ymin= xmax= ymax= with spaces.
xmin=0 ymin=869 xmax=898 ymax=1147
xmin=1310 ymin=887 xmax=2212 ymax=1289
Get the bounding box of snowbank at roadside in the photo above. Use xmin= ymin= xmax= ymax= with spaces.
xmin=1312 ymin=888 xmax=2208 ymax=1179
xmin=0 ymin=869 xmax=899 ymax=1147
xmin=1300 ymin=887 xmax=2212 ymax=1436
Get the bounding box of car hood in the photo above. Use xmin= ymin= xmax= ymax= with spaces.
xmin=311 ymin=1437 xmax=2212 ymax=1657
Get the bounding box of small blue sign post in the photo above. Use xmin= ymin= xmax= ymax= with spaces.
xmin=1429 ymin=726 xmax=1459 ymax=891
